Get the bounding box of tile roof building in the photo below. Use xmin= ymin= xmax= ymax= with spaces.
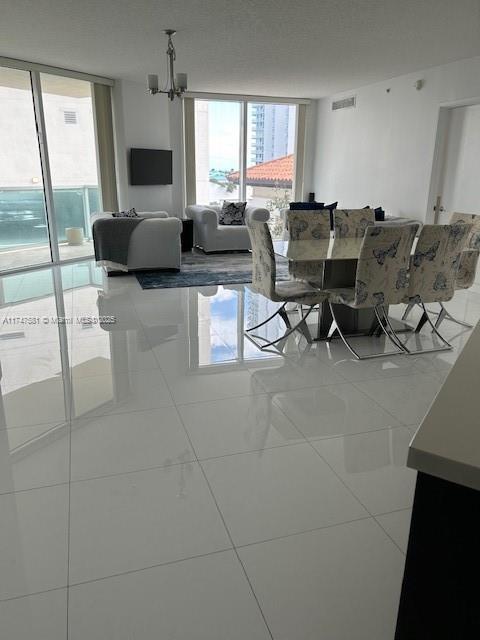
xmin=228 ymin=154 xmax=293 ymax=188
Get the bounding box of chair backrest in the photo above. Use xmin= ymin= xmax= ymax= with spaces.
xmin=287 ymin=210 xmax=331 ymax=241
xmin=352 ymin=224 xmax=419 ymax=308
xmin=449 ymin=212 xmax=480 ymax=249
xmin=407 ymin=223 xmax=472 ymax=304
xmin=456 ymin=249 xmax=480 ymax=290
xmin=246 ymin=217 xmax=276 ymax=299
xmin=333 ymin=208 xmax=375 ymax=238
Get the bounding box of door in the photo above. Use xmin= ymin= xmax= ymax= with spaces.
xmin=434 ymin=104 xmax=480 ymax=225
xmin=432 ymin=103 xmax=480 ymax=288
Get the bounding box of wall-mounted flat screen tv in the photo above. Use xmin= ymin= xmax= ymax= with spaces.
xmin=130 ymin=148 xmax=172 ymax=185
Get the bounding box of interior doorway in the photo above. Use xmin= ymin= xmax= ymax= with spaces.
xmin=436 ymin=103 xmax=480 ymax=224
xmin=427 ymin=100 xmax=480 ymax=289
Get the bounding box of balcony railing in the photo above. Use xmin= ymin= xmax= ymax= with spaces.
xmin=0 ymin=186 xmax=99 ymax=249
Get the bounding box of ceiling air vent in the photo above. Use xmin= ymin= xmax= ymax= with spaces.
xmin=332 ymin=96 xmax=356 ymax=111
xmin=63 ymin=110 xmax=78 ymax=124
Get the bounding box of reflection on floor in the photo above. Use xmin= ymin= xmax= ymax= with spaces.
xmin=0 ymin=260 xmax=478 ymax=639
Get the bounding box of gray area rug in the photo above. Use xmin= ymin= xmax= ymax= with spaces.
xmin=136 ymin=250 xmax=290 ymax=289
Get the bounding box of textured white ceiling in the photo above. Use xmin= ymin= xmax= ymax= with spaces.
xmin=2 ymin=0 xmax=480 ymax=97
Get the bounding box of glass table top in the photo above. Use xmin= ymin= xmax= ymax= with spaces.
xmin=274 ymin=236 xmax=420 ymax=262
xmin=274 ymin=237 xmax=365 ymax=262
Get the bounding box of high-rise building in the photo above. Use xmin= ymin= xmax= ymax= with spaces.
xmin=250 ymin=103 xmax=296 ymax=165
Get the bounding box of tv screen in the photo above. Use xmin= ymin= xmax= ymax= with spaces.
xmin=130 ymin=148 xmax=172 ymax=185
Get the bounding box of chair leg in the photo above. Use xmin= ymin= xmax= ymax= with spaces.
xmin=245 ymin=306 xmax=315 ymax=351
xmin=414 ymin=310 xmax=429 ymax=334
xmin=278 ymin=306 xmax=293 ymax=330
xmin=376 ymin=306 xmax=410 ymax=353
xmin=403 ymin=302 xmax=453 ymax=355
xmin=328 ymin=302 xmax=405 ymax=360
xmin=434 ymin=302 xmax=473 ymax=330
xmin=402 ymin=302 xmax=415 ymax=321
xmin=245 ymin=303 xmax=288 ymax=332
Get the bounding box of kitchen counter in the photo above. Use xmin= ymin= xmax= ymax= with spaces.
xmin=407 ymin=319 xmax=480 ymax=491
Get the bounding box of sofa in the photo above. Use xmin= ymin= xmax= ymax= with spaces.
xmin=91 ymin=211 xmax=182 ymax=273
xmin=185 ymin=205 xmax=270 ymax=252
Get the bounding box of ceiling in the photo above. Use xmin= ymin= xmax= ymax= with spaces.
xmin=2 ymin=0 xmax=480 ymax=98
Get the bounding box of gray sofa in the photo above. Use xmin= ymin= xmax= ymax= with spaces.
xmin=91 ymin=211 xmax=182 ymax=272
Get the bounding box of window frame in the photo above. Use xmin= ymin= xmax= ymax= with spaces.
xmin=183 ymin=93 xmax=309 ymax=207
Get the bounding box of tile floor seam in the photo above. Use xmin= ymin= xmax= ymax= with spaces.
xmin=306 ymin=434 xmax=413 ymax=556
xmin=232 ymin=514 xmax=375 ymax=550
xmin=306 ymin=438 xmax=375 ymax=517
xmin=348 ymin=377 xmax=427 ymax=427
xmin=0 ymin=479 xmax=70 ymax=498
xmin=268 ymin=389 xmax=401 ymax=440
xmin=170 ymin=390 xmax=275 ymax=640
xmin=195 ymin=458 xmax=276 ymax=640
xmin=371 ymin=516 xmax=407 ymax=556
xmin=0 ymin=585 xmax=68 ymax=605
xmin=305 ymin=421 xmax=411 ymax=443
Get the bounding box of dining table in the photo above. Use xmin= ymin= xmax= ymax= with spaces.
xmin=273 ymin=234 xmax=418 ymax=340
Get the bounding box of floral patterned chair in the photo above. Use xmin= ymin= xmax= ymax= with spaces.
xmin=287 ymin=210 xmax=331 ymax=285
xmin=401 ymin=223 xmax=472 ymax=353
xmin=333 ymin=208 xmax=375 ymax=238
xmin=432 ymin=249 xmax=480 ymax=330
xmin=449 ymin=212 xmax=480 ymax=249
xmin=245 ymin=216 xmax=328 ymax=351
xmin=404 ymin=214 xmax=480 ymax=328
xmin=325 ymin=223 xmax=419 ymax=360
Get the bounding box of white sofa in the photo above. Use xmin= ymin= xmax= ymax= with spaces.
xmin=185 ymin=205 xmax=270 ymax=252
xmin=91 ymin=211 xmax=182 ymax=272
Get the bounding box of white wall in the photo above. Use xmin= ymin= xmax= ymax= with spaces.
xmin=112 ymin=79 xmax=174 ymax=213
xmin=441 ymin=104 xmax=480 ymax=214
xmin=311 ymin=55 xmax=480 ymax=221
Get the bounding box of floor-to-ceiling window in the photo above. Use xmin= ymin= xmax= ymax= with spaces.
xmin=40 ymin=73 xmax=100 ymax=262
xmin=190 ymin=96 xmax=305 ymax=239
xmin=0 ymin=61 xmax=109 ymax=273
xmin=0 ymin=67 xmax=50 ymax=271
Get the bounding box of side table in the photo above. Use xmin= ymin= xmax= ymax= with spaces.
xmin=180 ymin=218 xmax=194 ymax=252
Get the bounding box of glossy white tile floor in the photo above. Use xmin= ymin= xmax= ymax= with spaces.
xmin=0 ymin=261 xmax=478 ymax=639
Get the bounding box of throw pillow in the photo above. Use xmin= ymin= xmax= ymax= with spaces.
xmin=112 ymin=208 xmax=138 ymax=218
xmin=219 ymin=201 xmax=247 ymax=226
xmin=289 ymin=201 xmax=325 ymax=210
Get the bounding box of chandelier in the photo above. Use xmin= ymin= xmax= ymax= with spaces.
xmin=148 ymin=29 xmax=187 ymax=101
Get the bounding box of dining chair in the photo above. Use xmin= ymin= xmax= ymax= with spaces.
xmin=403 ymin=214 xmax=480 ymax=326
xmin=287 ymin=209 xmax=331 ymax=285
xmin=333 ymin=208 xmax=375 ymax=238
xmin=325 ymin=223 xmax=419 ymax=359
xmin=401 ymin=223 xmax=472 ymax=353
xmin=449 ymin=212 xmax=480 ymax=249
xmin=245 ymin=216 xmax=328 ymax=350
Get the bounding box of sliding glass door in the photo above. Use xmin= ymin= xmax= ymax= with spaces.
xmin=0 ymin=63 xmax=103 ymax=273
xmin=40 ymin=73 xmax=100 ymax=261
xmin=0 ymin=67 xmax=51 ymax=271
xmin=191 ymin=97 xmax=299 ymax=238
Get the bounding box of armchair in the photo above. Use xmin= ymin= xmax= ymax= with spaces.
xmin=185 ymin=204 xmax=269 ymax=252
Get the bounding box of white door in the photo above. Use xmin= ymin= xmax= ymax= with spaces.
xmin=435 ymin=103 xmax=480 ymax=288
xmin=437 ymin=104 xmax=480 ymax=224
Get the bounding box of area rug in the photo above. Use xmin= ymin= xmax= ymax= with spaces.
xmin=135 ymin=250 xmax=290 ymax=290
